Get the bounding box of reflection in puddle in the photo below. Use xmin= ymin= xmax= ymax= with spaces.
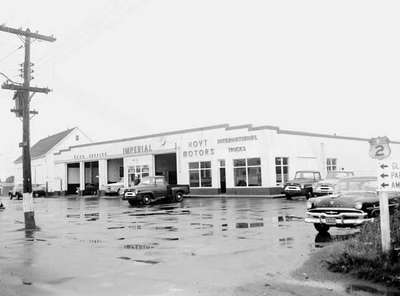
xmin=315 ymin=232 xmax=358 ymax=248
xmin=346 ymin=284 xmax=400 ymax=296
xmin=123 ymin=243 xmax=158 ymax=250
xmin=279 ymin=237 xmax=294 ymax=248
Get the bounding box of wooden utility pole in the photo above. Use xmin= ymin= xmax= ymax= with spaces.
xmin=0 ymin=25 xmax=55 ymax=229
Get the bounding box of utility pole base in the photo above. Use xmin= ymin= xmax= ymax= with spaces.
xmin=23 ymin=193 xmax=36 ymax=229
xmin=24 ymin=211 xmax=36 ymax=229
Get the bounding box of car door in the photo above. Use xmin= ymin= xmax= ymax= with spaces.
xmin=154 ymin=177 xmax=166 ymax=198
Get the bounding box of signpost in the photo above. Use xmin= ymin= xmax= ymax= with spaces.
xmin=369 ymin=136 xmax=394 ymax=253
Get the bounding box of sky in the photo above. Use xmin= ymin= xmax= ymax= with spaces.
xmin=0 ymin=0 xmax=399 ymax=179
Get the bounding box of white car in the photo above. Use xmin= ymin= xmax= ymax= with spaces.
xmin=313 ymin=171 xmax=354 ymax=196
xmin=101 ymin=179 xmax=124 ymax=196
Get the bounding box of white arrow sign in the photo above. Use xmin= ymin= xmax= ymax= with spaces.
xmin=377 ymin=158 xmax=400 ymax=192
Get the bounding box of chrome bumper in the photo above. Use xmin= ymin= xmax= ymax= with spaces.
xmin=305 ymin=209 xmax=371 ymax=225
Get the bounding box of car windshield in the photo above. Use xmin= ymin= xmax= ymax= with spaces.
xmin=326 ymin=171 xmax=354 ymax=179
xmin=139 ymin=177 xmax=154 ymax=185
xmin=335 ymin=179 xmax=377 ymax=194
xmin=295 ymin=172 xmax=317 ymax=179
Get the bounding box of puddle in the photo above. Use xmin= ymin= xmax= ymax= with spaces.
xmin=45 ymin=277 xmax=75 ymax=285
xmin=346 ymin=284 xmax=400 ymax=296
xmin=155 ymin=226 xmax=178 ymax=231
xmin=133 ymin=259 xmax=160 ymax=265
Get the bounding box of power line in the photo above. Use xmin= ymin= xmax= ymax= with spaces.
xmin=0 ymin=45 xmax=23 ymax=64
xmin=0 ymin=71 xmax=20 ymax=85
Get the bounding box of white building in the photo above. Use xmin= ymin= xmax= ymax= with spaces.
xmin=14 ymin=123 xmax=400 ymax=196
xmin=14 ymin=127 xmax=92 ymax=192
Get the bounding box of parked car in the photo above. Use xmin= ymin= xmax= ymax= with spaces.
xmin=123 ymin=176 xmax=190 ymax=206
xmin=305 ymin=176 xmax=400 ymax=233
xmin=77 ymin=183 xmax=98 ymax=196
xmin=9 ymin=184 xmax=46 ymax=199
xmin=101 ymin=178 xmax=124 ymax=196
xmin=283 ymin=170 xmax=322 ymax=199
xmin=9 ymin=184 xmax=22 ymax=199
xmin=313 ymin=170 xmax=354 ymax=196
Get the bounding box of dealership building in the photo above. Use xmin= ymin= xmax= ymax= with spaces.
xmin=13 ymin=123 xmax=400 ymax=196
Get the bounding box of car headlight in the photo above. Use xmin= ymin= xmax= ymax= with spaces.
xmin=306 ymin=201 xmax=313 ymax=209
xmin=354 ymin=202 xmax=362 ymax=210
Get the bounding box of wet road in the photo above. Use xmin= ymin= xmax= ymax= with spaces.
xmin=0 ymin=196 xmax=355 ymax=296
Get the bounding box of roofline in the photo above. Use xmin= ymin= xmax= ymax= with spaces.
xmin=53 ymin=123 xmax=400 ymax=156
xmin=14 ymin=128 xmax=76 ymax=164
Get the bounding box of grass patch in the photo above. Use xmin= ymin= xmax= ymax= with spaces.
xmin=325 ymin=210 xmax=400 ymax=286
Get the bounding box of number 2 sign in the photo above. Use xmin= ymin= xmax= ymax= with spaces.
xmin=369 ymin=136 xmax=391 ymax=160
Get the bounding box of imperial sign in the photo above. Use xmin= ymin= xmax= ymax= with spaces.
xmin=369 ymin=136 xmax=391 ymax=160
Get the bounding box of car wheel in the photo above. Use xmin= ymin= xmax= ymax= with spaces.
xmin=285 ymin=194 xmax=292 ymax=200
xmin=314 ymin=223 xmax=330 ymax=233
xmin=142 ymin=195 xmax=151 ymax=205
xmin=34 ymin=192 xmax=39 ymax=198
xmin=128 ymin=200 xmax=136 ymax=207
xmin=174 ymin=191 xmax=184 ymax=202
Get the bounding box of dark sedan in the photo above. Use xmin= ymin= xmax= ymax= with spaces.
xmin=305 ymin=176 xmax=400 ymax=233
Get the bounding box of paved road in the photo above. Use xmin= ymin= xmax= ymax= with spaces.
xmin=0 ymin=196 xmax=352 ymax=296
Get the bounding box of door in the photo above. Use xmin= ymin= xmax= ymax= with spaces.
xmin=219 ymin=160 xmax=226 ymax=194
xmin=220 ymin=168 xmax=226 ymax=193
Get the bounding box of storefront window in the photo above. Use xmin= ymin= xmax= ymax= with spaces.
xmin=275 ymin=157 xmax=289 ymax=186
xmin=128 ymin=165 xmax=150 ymax=186
xmin=234 ymin=158 xmax=262 ymax=187
xmin=189 ymin=161 xmax=212 ymax=187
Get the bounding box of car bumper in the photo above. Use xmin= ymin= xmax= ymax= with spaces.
xmin=305 ymin=210 xmax=371 ymax=226
xmin=313 ymin=191 xmax=334 ymax=197
xmin=124 ymin=192 xmax=140 ymax=200
xmin=284 ymin=188 xmax=306 ymax=196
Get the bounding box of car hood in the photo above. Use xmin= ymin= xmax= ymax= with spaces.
xmin=316 ymin=178 xmax=339 ymax=185
xmin=286 ymin=178 xmax=315 ymax=185
xmin=312 ymin=191 xmax=378 ymax=208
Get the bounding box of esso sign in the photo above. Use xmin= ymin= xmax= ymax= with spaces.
xmin=369 ymin=136 xmax=391 ymax=160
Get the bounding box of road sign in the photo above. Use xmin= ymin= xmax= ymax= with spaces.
xmin=377 ymin=159 xmax=400 ymax=192
xmin=369 ymin=137 xmax=391 ymax=160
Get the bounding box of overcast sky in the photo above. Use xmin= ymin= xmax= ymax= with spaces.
xmin=0 ymin=0 xmax=399 ymax=179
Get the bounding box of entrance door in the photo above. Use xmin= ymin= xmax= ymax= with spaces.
xmin=219 ymin=160 xmax=226 ymax=193
xmin=155 ymin=153 xmax=177 ymax=185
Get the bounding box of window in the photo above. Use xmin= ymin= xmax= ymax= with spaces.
xmin=327 ymin=158 xmax=337 ymax=171
xmin=119 ymin=166 xmax=124 ymax=178
xmin=128 ymin=165 xmax=149 ymax=185
xmin=275 ymin=157 xmax=289 ymax=186
xmin=189 ymin=161 xmax=212 ymax=187
xmin=234 ymin=158 xmax=262 ymax=187
xmin=75 ymin=135 xmax=79 ymax=141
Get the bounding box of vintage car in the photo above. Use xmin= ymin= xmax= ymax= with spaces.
xmin=101 ymin=178 xmax=124 ymax=196
xmin=124 ymin=176 xmax=190 ymax=206
xmin=305 ymin=176 xmax=400 ymax=233
xmin=9 ymin=184 xmax=46 ymax=199
xmin=283 ymin=170 xmax=322 ymax=199
xmin=313 ymin=170 xmax=354 ymax=196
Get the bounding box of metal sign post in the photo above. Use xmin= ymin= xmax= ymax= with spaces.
xmin=369 ymin=137 xmax=392 ymax=254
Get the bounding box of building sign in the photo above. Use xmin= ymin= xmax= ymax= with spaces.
xmin=183 ymin=139 xmax=215 ymax=158
xmin=228 ymin=146 xmax=246 ymax=152
xmin=217 ymin=135 xmax=258 ymax=144
xmin=73 ymin=152 xmax=107 ymax=160
xmin=123 ymin=144 xmax=152 ymax=155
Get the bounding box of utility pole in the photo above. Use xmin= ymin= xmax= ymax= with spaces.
xmin=0 ymin=25 xmax=55 ymax=229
